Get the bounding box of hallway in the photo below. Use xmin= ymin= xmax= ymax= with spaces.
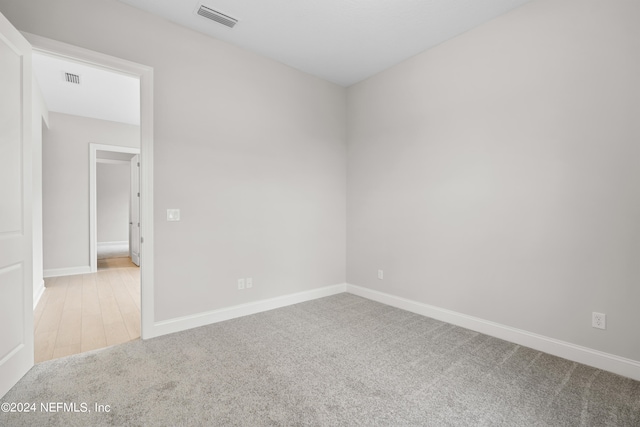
xmin=34 ymin=259 xmax=140 ymax=363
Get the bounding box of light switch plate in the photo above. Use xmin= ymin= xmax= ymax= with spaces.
xmin=167 ymin=209 xmax=180 ymax=221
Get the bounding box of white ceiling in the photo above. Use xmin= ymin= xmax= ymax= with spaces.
xmin=118 ymin=0 xmax=531 ymax=86
xmin=32 ymin=52 xmax=140 ymax=125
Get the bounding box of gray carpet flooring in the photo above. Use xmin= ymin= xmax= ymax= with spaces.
xmin=1 ymin=294 xmax=639 ymax=426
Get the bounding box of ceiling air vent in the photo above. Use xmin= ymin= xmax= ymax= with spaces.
xmin=64 ymin=72 xmax=81 ymax=85
xmin=197 ymin=5 xmax=237 ymax=28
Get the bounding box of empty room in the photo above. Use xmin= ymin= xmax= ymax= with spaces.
xmin=0 ymin=0 xmax=638 ymax=425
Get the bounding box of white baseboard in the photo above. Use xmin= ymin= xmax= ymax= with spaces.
xmin=346 ymin=284 xmax=640 ymax=381
xmin=43 ymin=266 xmax=91 ymax=278
xmin=150 ymin=283 xmax=348 ymax=338
xmin=97 ymin=241 xmax=128 ymax=248
xmin=33 ymin=280 xmax=45 ymax=309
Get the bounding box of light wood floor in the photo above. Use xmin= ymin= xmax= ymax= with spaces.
xmin=34 ymin=257 xmax=140 ymax=363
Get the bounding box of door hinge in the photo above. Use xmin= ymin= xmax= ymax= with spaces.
xmin=137 ymin=162 xmax=140 ymax=167
xmin=137 ymin=192 xmax=140 ymax=197
xmin=141 ymin=236 xmax=144 ymax=243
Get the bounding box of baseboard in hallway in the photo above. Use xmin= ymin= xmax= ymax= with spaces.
xmin=98 ymin=256 xmax=139 ymax=270
xmin=97 ymin=241 xmax=129 ymax=260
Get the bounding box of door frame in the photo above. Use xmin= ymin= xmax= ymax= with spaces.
xmin=129 ymin=154 xmax=141 ymax=266
xmin=24 ymin=32 xmax=156 ymax=340
xmin=90 ymin=144 xmax=140 ymax=272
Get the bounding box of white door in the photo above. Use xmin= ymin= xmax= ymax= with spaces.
xmin=130 ymin=154 xmax=140 ymax=266
xmin=0 ymin=12 xmax=34 ymax=398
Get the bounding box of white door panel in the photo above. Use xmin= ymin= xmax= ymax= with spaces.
xmin=0 ymin=30 xmax=22 ymax=233
xmin=0 ymin=11 xmax=34 ymax=398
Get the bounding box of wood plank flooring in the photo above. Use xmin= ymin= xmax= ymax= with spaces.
xmin=34 ymin=258 xmax=140 ymax=363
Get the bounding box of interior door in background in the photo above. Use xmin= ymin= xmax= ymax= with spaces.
xmin=130 ymin=154 xmax=140 ymax=266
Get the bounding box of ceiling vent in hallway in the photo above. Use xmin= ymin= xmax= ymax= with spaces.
xmin=197 ymin=5 xmax=238 ymax=28
xmin=64 ymin=72 xmax=81 ymax=85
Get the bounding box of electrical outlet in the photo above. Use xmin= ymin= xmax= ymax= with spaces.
xmin=377 ymin=269 xmax=384 ymax=280
xmin=246 ymin=277 xmax=253 ymax=289
xmin=166 ymin=209 xmax=180 ymax=221
xmin=592 ymin=312 xmax=606 ymax=330
xmin=237 ymin=279 xmax=245 ymax=290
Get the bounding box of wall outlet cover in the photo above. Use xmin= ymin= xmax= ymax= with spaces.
xmin=167 ymin=209 xmax=180 ymax=221
xmin=592 ymin=312 xmax=606 ymax=330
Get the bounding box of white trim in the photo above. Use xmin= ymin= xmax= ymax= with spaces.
xmin=23 ymin=32 xmax=155 ymax=341
xmin=23 ymin=32 xmax=150 ymax=80
xmin=346 ymin=284 xmax=640 ymax=381
xmin=33 ymin=73 xmax=49 ymax=126
xmin=97 ymin=241 xmax=129 ymax=248
xmin=90 ymin=144 xmax=140 ymax=274
xmin=33 ymin=280 xmax=45 ymax=309
xmin=43 ymin=266 xmax=91 ymax=278
xmin=96 ymin=158 xmax=130 ymax=165
xmin=32 ymin=72 xmax=48 ymax=315
xmin=149 ymin=284 xmax=348 ymax=339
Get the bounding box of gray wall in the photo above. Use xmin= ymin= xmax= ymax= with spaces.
xmin=347 ymin=0 xmax=640 ymax=361
xmin=97 ymin=162 xmax=130 ymax=243
xmin=6 ymin=0 xmax=347 ymax=321
xmin=42 ymin=112 xmax=140 ymax=271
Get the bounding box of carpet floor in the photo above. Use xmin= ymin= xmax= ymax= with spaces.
xmin=1 ymin=294 xmax=639 ymax=426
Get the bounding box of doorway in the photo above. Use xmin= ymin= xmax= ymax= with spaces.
xmin=27 ymin=33 xmax=154 ymax=362
xmin=91 ymin=145 xmax=141 ymax=272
